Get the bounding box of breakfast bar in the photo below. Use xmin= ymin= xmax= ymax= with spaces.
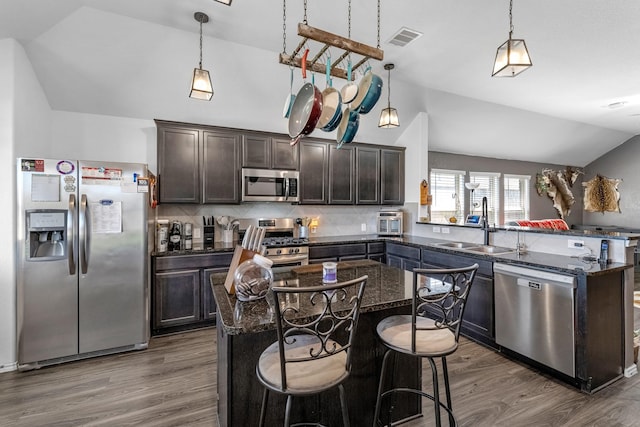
xmin=210 ymin=260 xmax=423 ymax=427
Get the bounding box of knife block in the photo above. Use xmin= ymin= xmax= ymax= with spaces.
xmin=204 ymin=226 xmax=215 ymax=250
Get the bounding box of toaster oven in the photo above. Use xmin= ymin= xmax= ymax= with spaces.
xmin=377 ymin=211 xmax=403 ymax=236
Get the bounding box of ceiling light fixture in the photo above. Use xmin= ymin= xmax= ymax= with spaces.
xmin=379 ymin=63 xmax=400 ymax=128
xmin=189 ymin=12 xmax=213 ymax=101
xmin=214 ymin=0 xmax=232 ymax=5
xmin=492 ymin=0 xmax=532 ymax=77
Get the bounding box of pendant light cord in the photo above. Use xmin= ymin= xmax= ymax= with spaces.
xmin=199 ymin=17 xmax=204 ymax=69
xmin=508 ymin=0 xmax=514 ymax=39
xmin=387 ymin=66 xmax=391 ymax=108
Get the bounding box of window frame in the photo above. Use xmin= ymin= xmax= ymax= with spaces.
xmin=429 ymin=168 xmax=466 ymax=224
xmin=503 ymin=173 xmax=531 ymax=223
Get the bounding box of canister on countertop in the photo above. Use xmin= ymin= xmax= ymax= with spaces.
xmin=322 ymin=262 xmax=337 ymax=284
xmin=184 ymin=222 xmax=193 ymax=250
xmin=156 ymin=219 xmax=169 ymax=253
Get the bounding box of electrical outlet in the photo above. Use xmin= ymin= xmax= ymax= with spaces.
xmin=361 ymin=223 xmax=366 ymax=232
xmin=193 ymin=228 xmax=201 ymax=239
xmin=568 ymin=239 xmax=584 ymax=249
xmin=441 ymin=227 xmax=450 ymax=234
xmin=433 ymin=226 xmax=441 ymax=233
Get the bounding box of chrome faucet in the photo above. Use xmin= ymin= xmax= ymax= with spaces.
xmin=480 ymin=196 xmax=490 ymax=245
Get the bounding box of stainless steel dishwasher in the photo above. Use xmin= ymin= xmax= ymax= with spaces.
xmin=494 ymin=263 xmax=577 ymax=377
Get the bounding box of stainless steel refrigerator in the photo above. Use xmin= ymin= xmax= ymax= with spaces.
xmin=16 ymin=158 xmax=149 ymax=370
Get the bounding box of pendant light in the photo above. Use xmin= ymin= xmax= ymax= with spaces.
xmin=379 ymin=63 xmax=399 ymax=128
xmin=492 ymin=0 xmax=532 ymax=77
xmin=189 ymin=12 xmax=214 ymax=101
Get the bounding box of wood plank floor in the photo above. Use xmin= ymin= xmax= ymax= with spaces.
xmin=1 ymin=318 xmax=639 ymax=427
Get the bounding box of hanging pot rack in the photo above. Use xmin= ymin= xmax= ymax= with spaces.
xmin=279 ymin=0 xmax=384 ymax=81
xmin=279 ymin=24 xmax=384 ymax=80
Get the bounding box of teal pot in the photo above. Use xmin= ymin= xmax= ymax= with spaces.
xmin=351 ymin=70 xmax=383 ymax=114
xmin=336 ymin=107 xmax=359 ymax=147
xmin=317 ymin=86 xmax=343 ymax=130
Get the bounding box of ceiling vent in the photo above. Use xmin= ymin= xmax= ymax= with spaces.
xmin=387 ymin=27 xmax=423 ymax=47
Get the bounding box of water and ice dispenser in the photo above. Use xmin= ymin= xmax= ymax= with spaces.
xmin=26 ymin=210 xmax=67 ymax=260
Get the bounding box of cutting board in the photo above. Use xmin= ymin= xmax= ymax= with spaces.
xmin=224 ymin=245 xmax=258 ymax=294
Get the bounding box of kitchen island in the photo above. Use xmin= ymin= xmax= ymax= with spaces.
xmin=210 ymin=260 xmax=423 ymax=427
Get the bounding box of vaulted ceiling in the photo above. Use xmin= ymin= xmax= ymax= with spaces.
xmin=2 ymin=0 xmax=638 ymax=166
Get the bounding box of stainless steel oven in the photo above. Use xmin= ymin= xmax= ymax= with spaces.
xmin=264 ymin=246 xmax=309 ymax=267
xmin=238 ymin=218 xmax=309 ymax=267
xmin=241 ymin=168 xmax=299 ymax=203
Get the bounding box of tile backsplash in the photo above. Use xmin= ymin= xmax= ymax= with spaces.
xmin=155 ymin=203 xmax=412 ymax=246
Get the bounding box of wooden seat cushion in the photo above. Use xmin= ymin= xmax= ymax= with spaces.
xmin=258 ymin=334 xmax=348 ymax=393
xmin=376 ymin=315 xmax=457 ymax=356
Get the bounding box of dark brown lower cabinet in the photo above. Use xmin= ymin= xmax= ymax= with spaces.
xmin=386 ymin=242 xmax=421 ymax=271
xmin=421 ymin=248 xmax=495 ymax=346
xmin=152 ymin=252 xmax=233 ymax=335
xmin=309 ymin=243 xmax=370 ymax=264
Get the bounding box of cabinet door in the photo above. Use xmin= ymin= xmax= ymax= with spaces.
xmin=272 ymin=137 xmax=299 ymax=170
xmin=381 ymin=149 xmax=405 ymax=205
xmin=387 ymin=254 xmax=403 ymax=269
xmin=460 ymin=274 xmax=494 ymax=340
xmin=157 ymin=127 xmax=200 ymax=203
xmin=368 ymin=253 xmax=385 ymax=263
xmin=242 ymin=134 xmax=271 ymax=169
xmin=403 ymin=258 xmax=422 ymax=271
xmin=356 ymin=147 xmax=380 ymax=204
xmin=299 ymin=140 xmax=328 ymax=204
xmin=328 ymin=144 xmax=355 ymax=204
xmin=202 ymin=267 xmax=228 ymax=320
xmin=154 ymin=269 xmax=201 ymax=329
xmin=203 ymin=130 xmax=241 ymax=204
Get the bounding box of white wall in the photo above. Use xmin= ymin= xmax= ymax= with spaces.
xmin=50 ymin=112 xmax=156 ymax=171
xmin=1 ymin=38 xmax=52 ymax=371
xmin=0 ymin=39 xmax=17 ymax=371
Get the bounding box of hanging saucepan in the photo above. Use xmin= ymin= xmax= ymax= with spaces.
xmin=336 ymin=107 xmax=359 ymax=148
xmin=317 ymin=56 xmax=343 ymax=131
xmin=282 ymin=67 xmax=296 ymax=118
xmin=340 ymin=60 xmax=358 ymax=104
xmin=288 ymin=49 xmax=323 ymax=146
xmin=351 ymin=66 xmax=383 ymax=114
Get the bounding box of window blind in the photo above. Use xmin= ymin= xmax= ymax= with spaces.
xmin=503 ymin=174 xmax=530 ymax=223
xmin=468 ymin=172 xmax=500 ymax=225
xmin=429 ymin=169 xmax=465 ymax=223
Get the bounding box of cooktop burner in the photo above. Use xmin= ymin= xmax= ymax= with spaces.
xmin=262 ymin=237 xmax=309 ymax=247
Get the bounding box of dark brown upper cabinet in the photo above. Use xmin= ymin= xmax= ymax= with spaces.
xmin=241 ymin=133 xmax=299 ymax=170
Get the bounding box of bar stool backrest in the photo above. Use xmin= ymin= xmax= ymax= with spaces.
xmin=269 ymin=275 xmax=368 ymax=392
xmin=411 ymin=265 xmax=479 ymax=353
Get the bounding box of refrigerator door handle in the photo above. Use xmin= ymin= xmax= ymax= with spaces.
xmin=68 ymin=194 xmax=77 ymax=275
xmin=80 ymin=194 xmax=90 ymax=274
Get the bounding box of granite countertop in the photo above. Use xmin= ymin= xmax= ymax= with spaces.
xmin=152 ymin=241 xmax=239 ymax=257
xmin=308 ymin=234 xmax=630 ymax=275
xmin=414 ymin=222 xmax=640 ymax=241
xmin=155 ymin=234 xmax=631 ymax=275
xmin=210 ymin=260 xmax=416 ymax=335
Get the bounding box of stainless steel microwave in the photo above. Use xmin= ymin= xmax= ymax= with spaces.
xmin=241 ymin=168 xmax=299 ymax=202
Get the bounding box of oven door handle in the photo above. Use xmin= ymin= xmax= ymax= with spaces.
xmin=268 ymin=254 xmax=309 ymax=266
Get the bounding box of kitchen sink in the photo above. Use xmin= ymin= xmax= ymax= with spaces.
xmin=434 ymin=242 xmax=478 ymax=249
xmin=463 ymin=245 xmax=515 ymax=255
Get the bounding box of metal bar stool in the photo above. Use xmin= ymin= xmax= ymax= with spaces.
xmin=256 ymin=275 xmax=368 ymax=427
xmin=373 ymin=265 xmax=479 ymax=427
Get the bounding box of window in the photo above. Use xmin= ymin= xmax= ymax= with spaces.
xmin=429 ymin=169 xmax=465 ymax=223
xmin=468 ymin=172 xmax=500 ymax=225
xmin=503 ymin=174 xmax=530 ymax=223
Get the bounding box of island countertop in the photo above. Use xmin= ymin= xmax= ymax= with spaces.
xmin=210 ymin=260 xmax=417 ymax=335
